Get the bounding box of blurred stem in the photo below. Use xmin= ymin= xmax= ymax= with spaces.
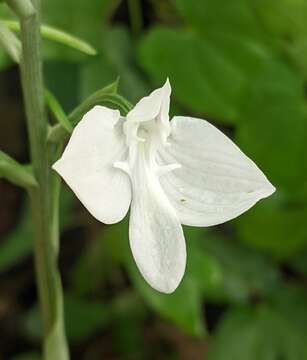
xmin=5 ymin=0 xmax=69 ymax=359
xmin=127 ymin=0 xmax=143 ymax=38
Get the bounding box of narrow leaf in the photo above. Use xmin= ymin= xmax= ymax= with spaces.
xmin=0 ymin=21 xmax=21 ymax=63
xmin=69 ymin=78 xmax=128 ymax=127
xmin=0 ymin=151 xmax=37 ymax=189
xmin=47 ymin=80 xmax=132 ymax=143
xmin=45 ymin=89 xmax=73 ymax=132
xmin=3 ymin=20 xmax=97 ymax=56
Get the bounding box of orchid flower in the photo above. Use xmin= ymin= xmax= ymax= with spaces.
xmin=52 ymin=79 xmax=275 ymax=294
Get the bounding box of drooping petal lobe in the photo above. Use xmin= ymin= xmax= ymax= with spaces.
xmin=129 ymin=144 xmax=186 ymax=293
xmin=158 ymin=116 xmax=275 ymax=227
xmin=52 ymin=106 xmax=131 ymax=224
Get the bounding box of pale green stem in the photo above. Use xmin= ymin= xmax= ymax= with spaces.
xmin=5 ymin=0 xmax=69 ymax=358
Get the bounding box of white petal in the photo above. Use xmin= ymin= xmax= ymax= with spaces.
xmin=158 ymin=116 xmax=275 ymax=227
xmin=129 ymin=144 xmax=186 ymax=293
xmin=127 ymin=79 xmax=171 ymax=124
xmin=52 ymin=105 xmax=131 ymax=224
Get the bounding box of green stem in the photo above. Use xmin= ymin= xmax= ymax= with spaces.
xmin=5 ymin=0 xmax=69 ymax=358
xmin=127 ymin=0 xmax=143 ymax=38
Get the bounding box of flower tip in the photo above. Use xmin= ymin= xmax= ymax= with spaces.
xmin=51 ymin=160 xmax=60 ymax=173
xmin=145 ymin=267 xmax=185 ymax=294
xmin=258 ymin=180 xmax=276 ymax=201
xmin=161 ymin=77 xmax=171 ymax=95
xmin=51 ymin=159 xmax=66 ymax=177
xmin=152 ymin=278 xmax=182 ymax=294
xmin=266 ymin=182 xmax=276 ymax=197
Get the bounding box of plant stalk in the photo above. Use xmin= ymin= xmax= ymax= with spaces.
xmin=5 ymin=0 xmax=69 ymax=358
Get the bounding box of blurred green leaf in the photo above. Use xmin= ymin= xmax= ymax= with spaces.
xmin=254 ymin=0 xmax=307 ymax=78
xmin=95 ymin=223 xmax=280 ymax=333
xmin=0 ymin=203 xmax=32 ymax=272
xmin=187 ymin=229 xmax=281 ymax=303
xmin=288 ymin=247 xmax=307 ymax=277
xmin=254 ymin=0 xmax=307 ymax=35
xmin=81 ymin=26 xmax=149 ymax=104
xmin=0 ymin=45 xmax=11 ymax=68
xmin=237 ymin=60 xmax=307 ymax=192
xmin=44 ymin=61 xmax=81 ymax=113
xmin=0 ymin=189 xmax=73 ymax=273
xmin=235 ymin=59 xmax=307 ymax=257
xmin=269 ymin=285 xmax=307 ymax=337
xmin=70 ymin=219 xmax=130 ymax=296
xmin=139 ymin=0 xmax=282 ymax=123
xmin=11 ymin=353 xmax=40 ymax=360
xmin=128 ymin=258 xmax=206 ymax=337
xmin=139 ymin=25 xmax=272 ymax=123
xmin=175 ymin=0 xmax=270 ymax=42
xmin=208 ymin=285 xmax=307 ymax=360
xmin=129 ymin=246 xmax=205 ymax=336
xmin=208 ymin=307 xmax=264 ymax=360
xmin=64 ymin=295 xmax=109 ymax=341
xmin=236 ymin=201 xmax=307 ymax=259
xmin=187 ymin=231 xmax=224 ymax=295
xmin=139 ymin=28 xmax=239 ymax=122
xmin=93 ymin=222 xmax=207 ymax=337
xmin=25 ymin=294 xmax=109 ymax=342
xmin=110 ymin=293 xmax=147 ymax=358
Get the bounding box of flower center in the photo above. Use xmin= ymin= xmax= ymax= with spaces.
xmin=114 ymin=117 xmax=181 ymax=178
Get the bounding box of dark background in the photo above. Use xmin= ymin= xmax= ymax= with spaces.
xmin=1 ymin=0 xmax=307 ymax=359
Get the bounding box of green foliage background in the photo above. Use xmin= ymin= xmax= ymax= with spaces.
xmin=0 ymin=0 xmax=307 ymax=359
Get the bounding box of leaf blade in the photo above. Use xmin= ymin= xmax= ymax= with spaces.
xmin=3 ymin=20 xmax=97 ymax=55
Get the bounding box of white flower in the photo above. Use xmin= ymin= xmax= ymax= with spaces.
xmin=52 ymin=79 xmax=275 ymax=294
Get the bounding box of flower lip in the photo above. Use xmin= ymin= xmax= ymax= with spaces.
xmin=128 ymin=132 xmax=186 ymax=294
